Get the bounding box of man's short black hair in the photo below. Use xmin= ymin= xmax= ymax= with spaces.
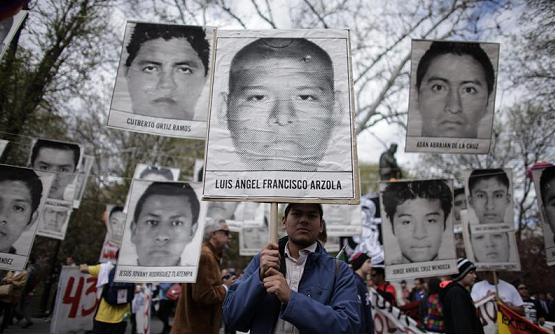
xmin=125 ymin=23 xmax=210 ymax=76
xmin=138 ymin=166 xmax=174 ymax=181
xmin=540 ymin=166 xmax=555 ymax=202
xmin=0 ymin=165 xmax=43 ymax=219
xmin=133 ymin=182 xmax=200 ymax=226
xmin=416 ymin=41 xmax=495 ymax=96
xmin=30 ymin=139 xmax=81 ymax=170
xmin=284 ymin=203 xmax=323 ymax=219
xmin=109 ymin=205 xmax=124 ymax=219
xmin=454 ymin=187 xmax=465 ymax=198
xmin=382 ymin=180 xmax=452 ymax=230
xmin=468 ymin=169 xmax=509 ymax=193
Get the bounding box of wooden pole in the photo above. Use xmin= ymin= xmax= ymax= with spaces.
xmin=492 ymin=271 xmax=499 ymax=299
xmin=269 ymin=203 xmax=278 ymax=244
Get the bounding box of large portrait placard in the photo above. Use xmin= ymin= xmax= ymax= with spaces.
xmin=405 ymin=39 xmax=499 ymax=154
xmin=379 ymin=179 xmax=457 ymax=280
xmin=36 ymin=204 xmax=72 ymax=240
xmin=322 ymin=204 xmax=361 ymax=236
xmin=107 ymin=21 xmax=216 ymax=139
xmin=531 ymin=166 xmax=554 ymax=266
xmin=202 ymin=29 xmax=359 ymax=203
xmin=115 ymin=179 xmax=206 ymax=283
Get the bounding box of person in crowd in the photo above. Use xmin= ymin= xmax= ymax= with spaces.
xmin=14 ymin=256 xmax=42 ymax=329
xmin=421 ymin=277 xmax=445 ymax=333
xmin=517 ymin=283 xmax=546 ymax=325
xmin=130 ymin=182 xmax=199 ymax=266
xmin=30 ymin=139 xmax=80 ymax=200
xmin=439 ymin=258 xmax=483 ymax=333
xmin=0 ymin=165 xmax=43 ymax=254
xmin=399 ymin=279 xmax=411 ymax=306
xmin=0 ymin=269 xmax=28 ymax=332
xmin=64 ymin=256 xmax=77 ymax=266
xmin=415 ymin=41 xmax=495 ymax=139
xmin=371 ymin=265 xmax=397 ymax=307
xmin=171 ymin=219 xmax=236 ymax=333
xmin=223 ymin=203 xmax=360 ymax=333
xmin=157 ymin=283 xmax=174 ymax=333
xmin=225 ymin=38 xmax=340 ymax=171
xmin=471 ymin=271 xmax=524 ymax=315
xmin=131 ymin=284 xmax=144 ymax=334
xmin=467 ymin=169 xmax=511 ymax=225
xmin=410 ymin=278 xmax=427 ymax=302
xmin=124 ymin=23 xmax=210 ymax=120
xmin=349 ymin=252 xmax=374 ymax=333
xmin=382 ymin=179 xmax=453 ymax=264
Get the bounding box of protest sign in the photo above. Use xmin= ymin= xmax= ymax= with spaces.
xmin=107 ymin=21 xmax=216 ymax=139
xmin=239 ymin=220 xmax=267 ymax=256
xmin=50 ymin=266 xmax=98 ymax=334
xmin=72 ymin=154 xmax=94 ymax=208
xmin=99 ymin=235 xmax=119 ymax=263
xmin=531 ymin=166 xmax=555 ymax=265
xmin=322 ymin=203 xmax=361 ymax=236
xmin=202 ymin=29 xmax=359 ymax=203
xmin=405 ymin=39 xmax=499 ymax=154
xmin=379 ymin=179 xmax=457 ymax=280
xmin=369 ymin=288 xmax=424 ymax=333
xmin=115 ymin=180 xmax=206 ymax=282
xmin=0 ymin=164 xmax=53 ymax=270
xmin=36 ymin=204 xmax=72 ymax=240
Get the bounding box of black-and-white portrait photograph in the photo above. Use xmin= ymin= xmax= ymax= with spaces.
xmin=105 ymin=204 xmax=126 ymax=246
xmin=203 ymin=29 xmax=359 ymax=203
xmin=405 ymin=39 xmax=499 ymax=154
xmin=239 ymin=220 xmax=268 ymax=256
xmin=379 ymin=179 xmax=457 ymax=280
xmin=107 ymin=21 xmax=216 ymax=139
xmin=532 ymin=166 xmax=555 ymax=265
xmin=462 ymin=209 xmax=521 ymax=271
xmin=0 ymin=164 xmax=53 ymax=270
xmin=0 ymin=139 xmax=8 ymax=158
xmin=36 ymin=205 xmax=72 ymax=240
xmin=115 ymin=180 xmax=206 ymax=283
xmin=0 ymin=10 xmax=27 ymax=59
xmin=27 ymin=138 xmax=83 ymax=207
xmin=72 ymin=154 xmax=94 ymax=209
xmin=322 ymin=204 xmax=361 ymax=236
xmin=463 ymin=168 xmax=514 ymax=233
xmin=133 ymin=163 xmax=180 ymax=182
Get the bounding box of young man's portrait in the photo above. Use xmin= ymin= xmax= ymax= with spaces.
xmin=465 ymin=168 xmax=513 ymax=227
xmin=106 ymin=205 xmax=125 ymax=244
xmin=453 ymin=187 xmax=467 ymax=226
xmin=532 ymin=166 xmax=555 ymax=265
xmin=29 ymin=139 xmax=81 ymax=201
xmin=469 ymin=231 xmax=510 ymax=263
xmin=381 ymin=179 xmax=455 ymax=265
xmin=405 ymin=40 xmax=499 ymax=154
xmin=240 ymin=221 xmax=268 ymax=255
xmin=0 ymin=165 xmax=44 ymax=255
xmin=124 ymin=181 xmax=200 ymax=267
xmin=203 ymin=30 xmax=357 ymax=202
xmin=42 ymin=205 xmax=70 ymax=233
xmin=133 ymin=164 xmax=179 ymax=182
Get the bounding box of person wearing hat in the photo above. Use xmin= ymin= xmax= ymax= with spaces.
xmin=349 ymin=252 xmax=374 ymax=333
xmin=439 ymin=258 xmax=483 ymax=333
xmin=171 ymin=219 xmax=236 ymax=333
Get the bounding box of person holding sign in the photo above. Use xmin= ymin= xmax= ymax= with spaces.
xmin=124 ymin=23 xmax=210 ymax=120
xmin=223 ymin=203 xmax=360 ymax=333
xmin=416 ymin=41 xmax=495 ymax=139
xmin=0 ymin=166 xmax=43 ymax=254
xmin=130 ymin=182 xmax=199 ymax=266
xmin=225 ymin=38 xmax=339 ymax=171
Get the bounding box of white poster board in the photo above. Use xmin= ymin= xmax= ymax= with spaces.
xmin=531 ymin=166 xmax=555 ymax=265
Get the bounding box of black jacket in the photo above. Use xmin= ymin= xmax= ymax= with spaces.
xmin=439 ymin=281 xmax=484 ymax=334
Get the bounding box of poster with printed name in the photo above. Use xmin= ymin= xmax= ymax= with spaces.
xmin=463 ymin=168 xmax=514 ymax=233
xmin=73 ymin=154 xmax=94 ymax=208
xmin=0 ymin=164 xmax=53 ymax=271
xmin=462 ymin=209 xmax=521 ymax=271
xmin=27 ymin=138 xmax=83 ymax=208
xmin=405 ymin=39 xmax=499 ymax=154
xmin=239 ymin=220 xmax=268 ymax=256
xmin=531 ymin=166 xmax=555 ymax=265
xmin=105 ymin=204 xmax=126 ymax=246
xmin=369 ymin=288 xmax=423 ymax=333
xmin=50 ymin=266 xmax=98 ymax=334
xmin=203 ymin=29 xmax=359 ymax=203
xmin=0 ymin=10 xmax=28 ymax=59
xmin=36 ymin=205 xmax=72 ymax=240
xmin=115 ymin=179 xmax=206 ymax=283
xmin=379 ymin=179 xmax=457 ymax=281
xmin=107 ymin=21 xmax=216 ymax=139
xmin=322 ymin=203 xmax=361 ymax=236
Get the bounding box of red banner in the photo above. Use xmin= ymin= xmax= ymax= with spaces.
xmin=497 ymin=301 xmax=549 ymax=334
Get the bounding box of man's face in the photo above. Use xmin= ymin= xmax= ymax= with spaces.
xmin=471 ymin=232 xmax=510 ymax=263
xmin=126 ymin=37 xmax=206 ymax=120
xmin=392 ymin=198 xmax=445 ymax=262
xmin=211 ymin=223 xmax=231 ymax=251
xmin=459 ymin=270 xmax=477 ymax=288
xmin=0 ymin=181 xmax=37 ymax=253
xmin=33 ymin=147 xmax=76 ymax=200
xmin=469 ymin=177 xmax=510 ymax=224
xmin=360 ymin=259 xmax=372 ymax=276
xmin=109 ymin=210 xmax=126 ymax=241
xmin=453 ymin=193 xmax=467 ymax=223
xmin=131 ymin=194 xmax=196 ymax=266
xmin=418 ymin=54 xmax=490 ymax=138
xmin=44 ymin=207 xmax=67 ymax=232
xmin=243 ymin=226 xmax=266 ymax=249
xmin=543 ymin=177 xmax=555 ymax=234
xmin=283 ymin=204 xmax=323 ymax=248
xmin=227 ymin=55 xmax=335 ymax=170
